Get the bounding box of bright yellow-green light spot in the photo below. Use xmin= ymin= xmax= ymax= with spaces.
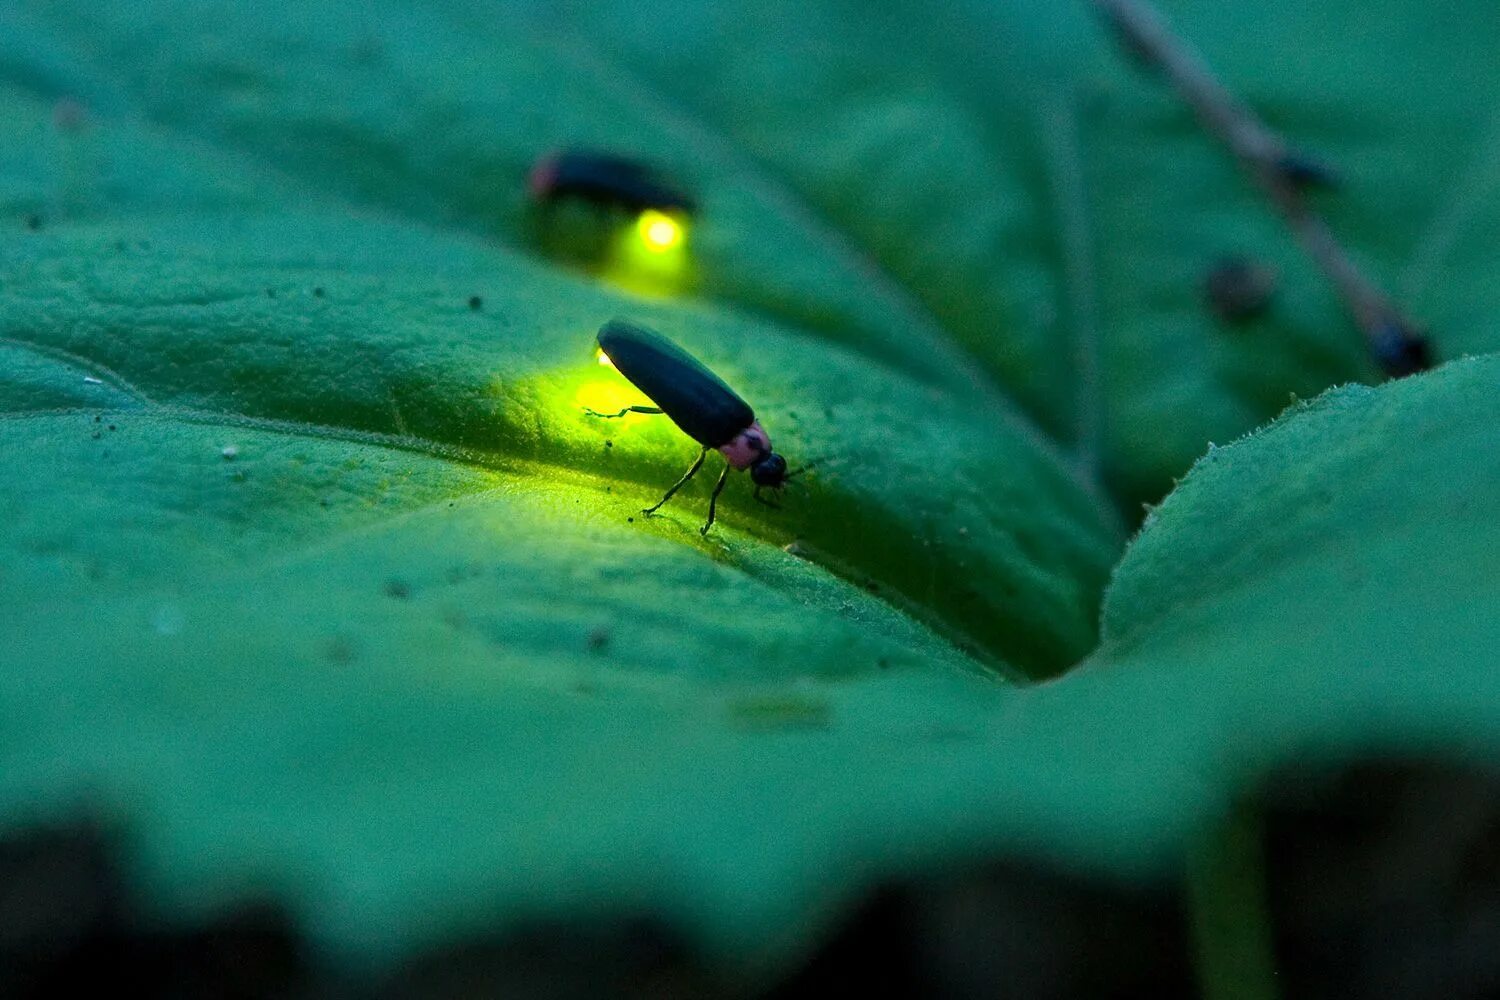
xmin=636 ymin=210 xmax=684 ymax=253
xmin=595 ymin=346 xmax=616 ymax=368
xmin=603 ymin=211 xmax=692 ymax=297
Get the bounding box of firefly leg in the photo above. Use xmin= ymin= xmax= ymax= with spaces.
xmin=752 ymin=486 xmax=782 ymax=510
xmin=584 ymin=405 xmax=665 ymax=419
xmin=701 ymin=463 xmax=732 ymax=535
xmin=643 ymin=448 xmax=706 ymax=516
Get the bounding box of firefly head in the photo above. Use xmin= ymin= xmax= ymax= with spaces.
xmin=750 ymin=452 xmax=788 ymax=488
xmin=720 ymin=421 xmax=790 ymax=489
xmin=719 ymin=420 xmax=773 ymax=470
xmin=527 ymin=153 xmax=559 ymax=200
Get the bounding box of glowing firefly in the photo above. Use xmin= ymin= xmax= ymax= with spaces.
xmin=587 ymin=319 xmax=806 ymax=534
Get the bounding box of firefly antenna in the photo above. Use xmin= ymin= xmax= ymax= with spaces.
xmin=784 ymin=457 xmax=831 ymax=486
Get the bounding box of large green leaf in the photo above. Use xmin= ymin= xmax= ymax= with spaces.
xmin=5 ymin=340 xmax=1496 ymax=974
xmin=2 ymin=0 xmax=1499 ymax=982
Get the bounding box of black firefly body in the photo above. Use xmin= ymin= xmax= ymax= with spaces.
xmin=589 ymin=319 xmax=789 ymax=534
xmin=529 ymin=151 xmax=696 ymax=215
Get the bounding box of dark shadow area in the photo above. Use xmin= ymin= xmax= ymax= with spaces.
xmin=763 ymin=866 xmax=1192 ymax=1000
xmin=1263 ymin=759 xmax=1500 ymax=1000
xmin=5 ymin=761 xmax=1500 ymax=999
xmin=0 ymin=819 xmax=309 ymax=999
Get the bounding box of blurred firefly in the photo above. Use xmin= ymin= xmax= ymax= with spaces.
xmin=586 ymin=319 xmax=803 ymax=534
xmin=530 ymin=150 xmax=694 ymax=251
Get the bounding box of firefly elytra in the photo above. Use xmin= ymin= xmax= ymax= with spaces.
xmin=587 ymin=319 xmax=795 ymax=534
xmin=529 ymin=151 xmax=696 ymax=215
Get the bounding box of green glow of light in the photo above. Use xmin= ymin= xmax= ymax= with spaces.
xmin=575 ymin=378 xmax=645 ymax=418
xmin=575 ymin=343 xmax=653 ymax=423
xmin=601 ymin=210 xmax=692 ymax=297
xmin=637 ymin=210 xmax=684 ymax=253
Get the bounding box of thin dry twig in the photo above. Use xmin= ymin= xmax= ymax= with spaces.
xmin=1093 ymin=0 xmax=1432 ymax=377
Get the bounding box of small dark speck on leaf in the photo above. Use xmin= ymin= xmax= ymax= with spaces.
xmin=319 ymin=497 xmax=332 ymax=508
xmin=445 ymin=563 xmax=482 ymax=584
xmin=728 ymin=694 xmax=832 ymax=732
xmin=312 ymin=287 xmax=325 ymax=298
xmin=920 ymin=726 xmax=978 ymax=745
xmin=325 ymin=636 xmax=359 ymax=664
xmin=24 ymin=214 xmax=42 ymax=231
xmin=383 ymin=578 xmax=411 ymax=600
xmin=93 ymin=415 xmax=101 ymax=423
xmin=107 ymin=424 xmax=116 ymax=431
xmin=605 ymin=440 xmax=613 ymax=448
xmin=627 ymin=516 xmax=634 ymax=523
xmin=265 ymin=288 xmax=276 ymax=298
xmin=468 ymin=295 xmax=483 ymax=311
xmin=587 ymin=626 xmax=610 ymax=652
xmin=1205 ymin=257 xmax=1277 ymax=323
xmin=877 ymin=658 xmax=891 ymax=670
xmin=351 ymin=37 xmax=383 ymax=64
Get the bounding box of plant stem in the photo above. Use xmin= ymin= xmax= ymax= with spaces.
xmin=1092 ymin=0 xmax=1432 ymax=377
xmin=1184 ymin=802 xmax=1280 ymax=1000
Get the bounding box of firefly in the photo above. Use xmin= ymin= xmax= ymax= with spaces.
xmin=586 ymin=319 xmax=796 ymax=534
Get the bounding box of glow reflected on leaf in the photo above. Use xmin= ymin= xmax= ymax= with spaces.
xmin=573 ymin=359 xmax=656 ymax=427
